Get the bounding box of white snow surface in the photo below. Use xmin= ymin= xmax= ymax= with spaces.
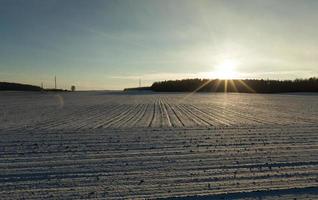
xmin=0 ymin=91 xmax=317 ymax=199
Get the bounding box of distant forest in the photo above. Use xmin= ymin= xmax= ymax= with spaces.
xmin=149 ymin=78 xmax=318 ymax=93
xmin=0 ymin=82 xmax=68 ymax=92
xmin=0 ymin=82 xmax=42 ymax=91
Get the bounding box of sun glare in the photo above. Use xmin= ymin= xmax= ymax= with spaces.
xmin=213 ymin=59 xmax=239 ymax=79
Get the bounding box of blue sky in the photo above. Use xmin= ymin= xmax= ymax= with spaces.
xmin=1 ymin=0 xmax=318 ymax=90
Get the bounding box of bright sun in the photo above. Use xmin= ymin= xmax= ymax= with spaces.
xmin=213 ymin=59 xmax=239 ymax=79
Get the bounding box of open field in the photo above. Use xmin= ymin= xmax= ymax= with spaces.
xmin=1 ymin=92 xmax=318 ymax=130
xmin=0 ymin=91 xmax=318 ymax=199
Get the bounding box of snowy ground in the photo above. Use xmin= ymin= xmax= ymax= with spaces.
xmin=0 ymin=91 xmax=317 ymax=199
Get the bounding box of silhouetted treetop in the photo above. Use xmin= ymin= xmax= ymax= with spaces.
xmin=150 ymin=78 xmax=318 ymax=93
xmin=0 ymin=82 xmax=42 ymax=91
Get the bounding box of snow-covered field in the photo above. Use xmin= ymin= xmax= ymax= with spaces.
xmin=0 ymin=91 xmax=317 ymax=199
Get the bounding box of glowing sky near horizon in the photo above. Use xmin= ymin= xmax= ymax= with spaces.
xmin=0 ymin=0 xmax=318 ymax=90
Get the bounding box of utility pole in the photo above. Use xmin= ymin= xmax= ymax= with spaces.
xmin=54 ymin=76 xmax=57 ymax=89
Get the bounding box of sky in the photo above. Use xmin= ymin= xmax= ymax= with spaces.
xmin=1 ymin=0 xmax=318 ymax=90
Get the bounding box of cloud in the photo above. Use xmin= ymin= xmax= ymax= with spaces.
xmin=108 ymin=72 xmax=213 ymax=81
xmin=108 ymin=69 xmax=318 ymax=82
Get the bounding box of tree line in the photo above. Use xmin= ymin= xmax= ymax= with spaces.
xmin=150 ymin=78 xmax=318 ymax=93
xmin=0 ymin=82 xmax=72 ymax=92
xmin=0 ymin=82 xmax=42 ymax=91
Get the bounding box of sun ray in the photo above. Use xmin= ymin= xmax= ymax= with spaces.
xmin=237 ymin=80 xmax=256 ymax=93
xmin=229 ymin=79 xmax=238 ymax=92
xmin=212 ymin=79 xmax=222 ymax=92
xmin=178 ymin=79 xmax=212 ymax=103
